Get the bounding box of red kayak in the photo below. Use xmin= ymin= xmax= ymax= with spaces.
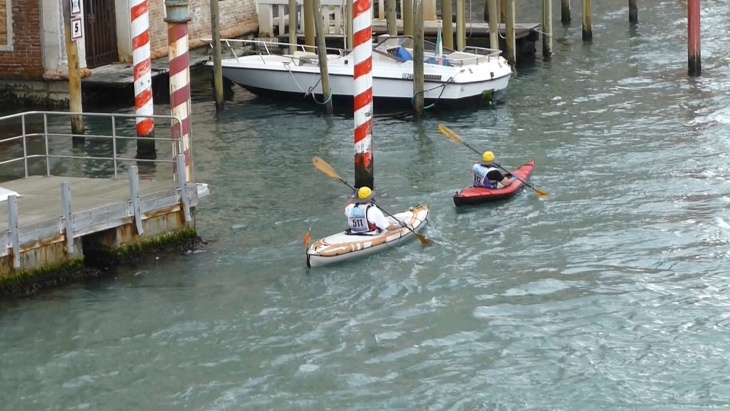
xmin=453 ymin=160 xmax=536 ymax=206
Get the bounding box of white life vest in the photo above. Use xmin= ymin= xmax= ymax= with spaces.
xmin=347 ymin=204 xmax=378 ymax=233
xmin=472 ymin=164 xmax=499 ymax=188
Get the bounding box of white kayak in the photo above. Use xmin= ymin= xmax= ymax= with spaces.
xmin=306 ymin=205 xmax=430 ymax=267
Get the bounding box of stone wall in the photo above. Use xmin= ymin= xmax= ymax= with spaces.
xmin=0 ymin=0 xmax=44 ymax=80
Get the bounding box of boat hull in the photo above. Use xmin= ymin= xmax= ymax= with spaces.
xmin=306 ymin=205 xmax=429 ymax=267
xmin=453 ymin=161 xmax=536 ymax=206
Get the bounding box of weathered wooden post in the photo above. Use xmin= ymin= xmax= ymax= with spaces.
xmin=500 ymin=0 xmax=506 ymax=21
xmin=62 ymin=0 xmax=85 ymax=141
xmin=582 ymin=0 xmax=592 ymax=41
xmin=487 ymin=0 xmax=499 ymax=50
xmin=289 ymin=0 xmax=298 ymax=53
xmin=347 ymin=0 xmax=354 ymax=49
xmin=456 ymin=0 xmax=465 ymax=50
xmin=386 ymin=0 xmax=397 ymax=35
xmin=443 ymin=0 xmax=453 ymax=49
xmin=688 ymin=0 xmax=701 ymax=76
xmin=353 ymin=0 xmax=374 ymax=188
xmin=413 ymin=0 xmax=425 ymax=119
xmin=313 ymin=0 xmax=334 ymax=114
xmin=629 ymin=0 xmax=638 ymax=24
xmin=404 ymin=0 xmax=414 ymax=35
xmin=542 ymin=0 xmax=552 ymax=58
xmin=561 ymin=0 xmax=570 ymax=24
xmin=210 ymin=0 xmax=224 ymax=111
xmin=131 ymin=0 xmax=156 ymax=156
xmin=165 ymin=0 xmax=193 ymax=182
xmin=304 ymin=0 xmax=315 ymax=51
xmin=505 ymin=0 xmax=515 ymax=64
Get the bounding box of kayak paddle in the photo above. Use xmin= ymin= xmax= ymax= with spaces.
xmin=437 ymin=124 xmax=549 ymax=198
xmin=312 ymin=156 xmax=434 ymax=246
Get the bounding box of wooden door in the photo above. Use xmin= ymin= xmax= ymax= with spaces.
xmin=83 ymin=0 xmax=118 ymax=68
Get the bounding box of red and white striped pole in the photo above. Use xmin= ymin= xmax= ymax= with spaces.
xmin=132 ymin=0 xmax=155 ymax=156
xmin=165 ymin=0 xmax=192 ymax=182
xmin=353 ymin=0 xmax=374 ymax=189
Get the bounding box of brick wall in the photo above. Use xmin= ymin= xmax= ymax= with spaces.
xmin=148 ymin=0 xmax=258 ymax=53
xmin=0 ymin=0 xmax=44 ymax=80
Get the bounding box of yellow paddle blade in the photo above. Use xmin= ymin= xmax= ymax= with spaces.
xmin=438 ymin=124 xmax=464 ymax=145
xmin=312 ymin=156 xmax=342 ymax=181
xmin=534 ymin=188 xmax=549 ymax=198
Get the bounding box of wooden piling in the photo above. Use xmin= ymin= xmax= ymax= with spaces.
xmin=304 ymin=0 xmax=315 ymax=51
xmin=347 ymin=0 xmax=353 ymax=49
xmin=386 ymin=0 xmax=397 ymax=35
xmin=505 ymin=0 xmax=515 ymax=65
xmin=413 ymin=0 xmax=425 ymax=119
xmin=443 ymin=0 xmax=453 ymax=50
xmin=289 ymin=0 xmax=298 ymax=53
xmin=404 ymin=0 xmax=414 ymax=35
xmin=312 ymin=0 xmax=333 ymax=114
xmin=561 ymin=0 xmax=570 ymax=24
xmin=487 ymin=0 xmax=499 ymax=50
xmin=688 ymin=0 xmax=701 ymax=76
xmin=500 ymin=0 xmax=506 ymax=22
xmin=61 ymin=0 xmax=85 ymax=141
xmin=456 ymin=0 xmax=465 ymax=50
xmin=210 ymin=0 xmax=224 ymax=111
xmin=629 ymin=0 xmax=638 ymax=24
xmin=582 ymin=0 xmax=592 ymax=41
xmin=542 ymin=0 xmax=552 ymax=58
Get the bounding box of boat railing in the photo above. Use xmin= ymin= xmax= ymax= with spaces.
xmin=203 ymin=38 xmax=349 ymax=64
xmin=445 ymin=46 xmax=504 ymax=67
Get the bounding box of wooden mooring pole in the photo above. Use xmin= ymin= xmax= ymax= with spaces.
xmin=413 ymin=0 xmax=425 ymax=119
xmin=561 ymin=0 xmax=570 ymax=24
xmin=688 ymin=0 xmax=701 ymax=76
xmin=542 ymin=0 xmax=552 ymax=58
xmin=312 ymin=0 xmax=333 ymax=114
xmin=505 ymin=0 xmax=515 ymax=65
xmin=456 ymin=0 xmax=465 ymax=50
xmin=289 ymin=0 xmax=298 ymax=53
xmin=386 ymin=0 xmax=397 ymax=35
xmin=582 ymin=0 xmax=592 ymax=41
xmin=353 ymin=0 xmax=374 ymax=189
xmin=347 ymin=0 xmax=353 ymax=49
xmin=629 ymin=0 xmax=638 ymax=24
xmin=62 ymin=0 xmax=85 ymax=142
xmin=304 ymin=0 xmax=315 ymax=51
xmin=403 ymin=0 xmax=414 ymax=35
xmin=487 ymin=0 xmax=499 ymax=50
xmin=443 ymin=0 xmax=453 ymax=50
xmin=210 ymin=0 xmax=224 ymax=111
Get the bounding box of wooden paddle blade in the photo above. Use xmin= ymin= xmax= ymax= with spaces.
xmin=303 ymin=229 xmax=312 ymax=247
xmin=438 ymin=124 xmax=464 ymax=145
xmin=415 ymin=232 xmax=434 ymax=246
xmin=312 ymin=156 xmax=342 ymax=181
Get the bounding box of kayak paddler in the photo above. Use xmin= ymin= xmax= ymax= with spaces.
xmin=472 ymin=151 xmax=516 ymax=189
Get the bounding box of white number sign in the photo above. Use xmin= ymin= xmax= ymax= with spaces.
xmin=71 ymin=18 xmax=83 ymax=40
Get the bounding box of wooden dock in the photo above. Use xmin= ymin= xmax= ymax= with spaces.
xmin=0 ymin=111 xmax=210 ymax=294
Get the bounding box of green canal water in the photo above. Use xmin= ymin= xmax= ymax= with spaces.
xmin=2 ymin=1 xmax=730 ymax=409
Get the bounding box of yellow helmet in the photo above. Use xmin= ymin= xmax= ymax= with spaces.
xmin=482 ymin=151 xmax=495 ymax=163
xmin=357 ymin=186 xmax=373 ymax=202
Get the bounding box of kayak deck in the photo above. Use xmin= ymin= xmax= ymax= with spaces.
xmin=453 ymin=160 xmax=536 ymax=206
xmin=306 ymin=204 xmax=429 ymax=267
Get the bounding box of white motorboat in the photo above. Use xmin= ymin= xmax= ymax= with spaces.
xmin=207 ymin=35 xmax=512 ymax=108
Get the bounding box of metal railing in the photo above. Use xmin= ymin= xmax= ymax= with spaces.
xmin=0 ymin=111 xmax=187 ymax=182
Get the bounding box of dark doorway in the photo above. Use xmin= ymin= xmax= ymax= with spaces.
xmin=83 ymin=0 xmax=119 ymax=68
